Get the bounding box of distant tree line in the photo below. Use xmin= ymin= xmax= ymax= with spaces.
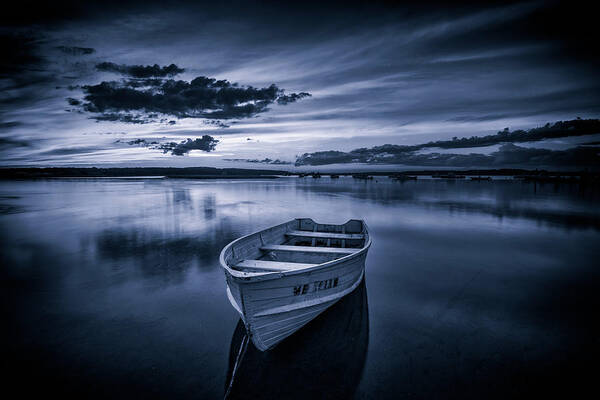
xmin=0 ymin=167 xmax=288 ymax=179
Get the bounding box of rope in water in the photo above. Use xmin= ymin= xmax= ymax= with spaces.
xmin=224 ymin=332 xmax=249 ymax=400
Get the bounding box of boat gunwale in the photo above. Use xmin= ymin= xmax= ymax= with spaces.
xmin=219 ymin=218 xmax=371 ymax=283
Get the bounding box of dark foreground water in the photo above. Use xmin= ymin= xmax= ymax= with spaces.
xmin=1 ymin=177 xmax=599 ymax=399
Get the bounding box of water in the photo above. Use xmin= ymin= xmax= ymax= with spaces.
xmin=1 ymin=177 xmax=599 ymax=399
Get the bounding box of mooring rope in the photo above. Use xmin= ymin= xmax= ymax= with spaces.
xmin=224 ymin=332 xmax=249 ymax=400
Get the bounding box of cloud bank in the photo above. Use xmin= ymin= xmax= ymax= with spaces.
xmin=223 ymin=158 xmax=292 ymax=165
xmin=296 ymin=144 xmax=599 ymax=168
xmin=78 ymin=67 xmax=311 ymax=123
xmin=157 ymin=136 xmax=219 ymax=155
xmin=117 ymin=135 xmax=219 ymax=156
xmin=295 ymin=119 xmax=600 ymax=168
xmin=56 ymin=46 xmax=95 ymax=55
xmin=96 ymin=62 xmax=184 ymax=78
xmin=277 ymin=92 xmax=311 ymax=105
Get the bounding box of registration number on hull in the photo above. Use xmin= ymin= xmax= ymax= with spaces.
xmin=293 ymin=277 xmax=339 ymax=296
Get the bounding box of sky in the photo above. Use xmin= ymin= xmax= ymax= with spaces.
xmin=1 ymin=0 xmax=599 ymax=168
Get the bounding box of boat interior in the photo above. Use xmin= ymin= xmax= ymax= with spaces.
xmin=225 ymin=218 xmax=368 ymax=274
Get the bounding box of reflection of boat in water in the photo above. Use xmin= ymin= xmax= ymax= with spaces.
xmin=225 ymin=278 xmax=369 ymax=400
xmin=220 ymin=218 xmax=371 ymax=351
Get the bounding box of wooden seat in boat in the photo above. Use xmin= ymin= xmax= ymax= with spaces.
xmin=260 ymin=244 xmax=360 ymax=255
xmin=285 ymin=230 xmax=364 ymax=240
xmin=234 ymin=259 xmax=318 ymax=272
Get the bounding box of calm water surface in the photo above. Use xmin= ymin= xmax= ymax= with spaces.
xmin=1 ymin=177 xmax=599 ymax=399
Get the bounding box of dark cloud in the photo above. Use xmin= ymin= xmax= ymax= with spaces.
xmin=296 ymin=144 xmax=600 ymax=168
xmin=92 ymin=113 xmax=149 ymax=124
xmin=296 ymin=119 xmax=600 ymax=165
xmin=296 ymin=119 xmax=600 ymax=167
xmin=415 ymin=119 xmax=600 ymax=150
xmin=0 ymin=121 xmax=22 ymax=131
xmin=0 ymin=31 xmax=50 ymax=117
xmin=4 ymin=1 xmax=596 ymax=70
xmin=78 ymin=75 xmax=311 ymax=122
xmin=56 ymin=46 xmax=95 ymax=55
xmin=156 ymin=136 xmax=219 ymax=155
xmin=96 ymin=62 xmax=184 ymax=78
xmin=0 ymin=32 xmax=43 ymax=76
xmin=0 ymin=137 xmax=29 ymax=149
xmin=121 ymin=138 xmax=157 ymax=146
xmin=123 ymin=78 xmax=165 ymax=87
xmin=113 ymin=136 xmax=221 ymax=156
xmin=0 ymin=31 xmax=63 ymax=139
xmin=296 ymin=151 xmax=355 ymax=166
xmin=492 ymin=144 xmax=600 ymax=168
xmin=203 ymin=120 xmax=229 ymax=128
xmin=224 ymin=158 xmax=292 ymax=165
xmin=66 ymin=97 xmax=81 ymax=106
xmin=277 ymin=92 xmax=311 ymax=105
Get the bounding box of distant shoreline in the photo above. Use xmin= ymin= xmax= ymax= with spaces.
xmin=0 ymin=167 xmax=597 ymax=180
xmin=0 ymin=167 xmax=288 ymax=180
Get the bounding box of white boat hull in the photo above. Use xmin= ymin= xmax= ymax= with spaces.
xmin=220 ymin=218 xmax=370 ymax=351
xmin=224 ymin=278 xmax=369 ymax=398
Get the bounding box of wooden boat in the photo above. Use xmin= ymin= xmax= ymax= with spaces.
xmin=219 ymin=218 xmax=371 ymax=351
xmin=225 ymin=278 xmax=369 ymax=399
